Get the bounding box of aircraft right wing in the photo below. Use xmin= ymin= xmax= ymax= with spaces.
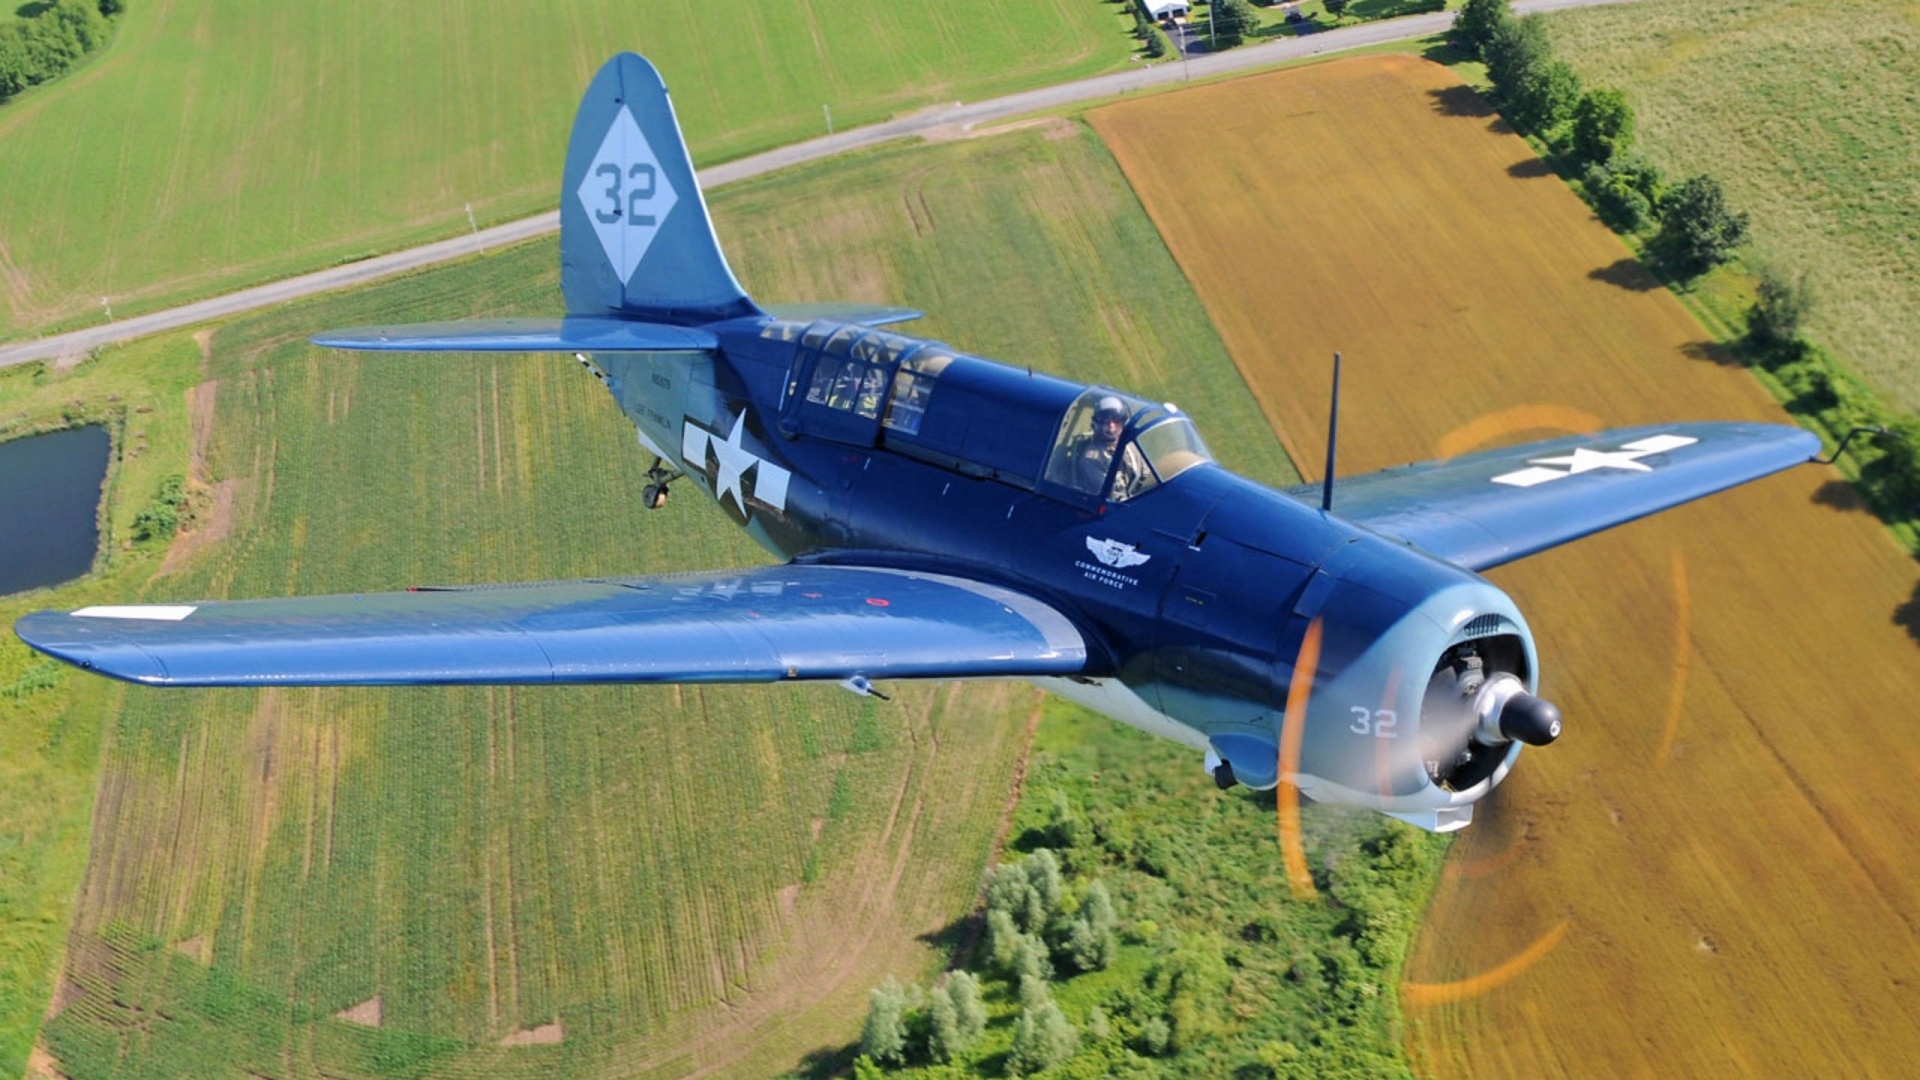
xmin=1296 ymin=422 xmax=1821 ymax=572
xmin=15 ymin=565 xmax=1088 ymax=688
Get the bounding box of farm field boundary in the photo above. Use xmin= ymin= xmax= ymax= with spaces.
xmin=1091 ymin=53 xmax=1920 ymax=1078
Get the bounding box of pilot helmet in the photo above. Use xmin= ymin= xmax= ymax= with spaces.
xmin=1094 ymin=395 xmax=1128 ymax=424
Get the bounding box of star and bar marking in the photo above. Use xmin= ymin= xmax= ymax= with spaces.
xmin=1492 ymin=434 xmax=1699 ymax=488
xmin=682 ymin=411 xmax=790 ymax=518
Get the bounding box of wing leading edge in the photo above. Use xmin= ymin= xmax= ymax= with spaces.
xmin=1300 ymin=422 xmax=1821 ymax=571
xmin=15 ymin=566 xmax=1087 ymax=688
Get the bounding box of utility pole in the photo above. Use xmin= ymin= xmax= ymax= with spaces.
xmin=823 ymin=103 xmax=834 ymax=136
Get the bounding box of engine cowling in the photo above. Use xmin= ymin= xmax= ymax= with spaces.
xmin=1207 ymin=531 xmax=1558 ymax=831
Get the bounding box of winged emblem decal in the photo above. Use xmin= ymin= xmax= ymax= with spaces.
xmin=1086 ymin=537 xmax=1151 ymax=569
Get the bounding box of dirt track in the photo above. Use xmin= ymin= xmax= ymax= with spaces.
xmin=1093 ymin=55 xmax=1920 ymax=1078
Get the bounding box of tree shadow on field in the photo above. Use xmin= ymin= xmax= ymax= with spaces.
xmin=792 ymin=1041 xmax=859 ymax=1079
xmin=1427 ymin=83 xmax=1496 ymax=119
xmin=918 ymin=911 xmax=982 ymax=967
xmin=14 ymin=1 xmax=52 ymax=16
xmin=1678 ymin=340 xmax=1744 ymax=367
xmin=1810 ymin=478 xmax=1871 ymax=514
xmin=1893 ymin=578 xmax=1920 ymax=647
xmin=1588 ymin=257 xmax=1662 ymax=293
xmin=1508 ymin=156 xmax=1554 ymax=179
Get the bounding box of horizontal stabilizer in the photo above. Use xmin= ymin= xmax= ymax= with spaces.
xmin=761 ymin=304 xmax=924 ymax=328
xmin=1299 ymin=422 xmax=1821 ymax=571
xmin=311 ymin=317 xmax=717 ymax=353
xmin=16 ymin=565 xmax=1088 ymax=688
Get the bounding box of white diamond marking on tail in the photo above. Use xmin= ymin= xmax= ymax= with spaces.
xmin=576 ymin=106 xmax=680 ymax=285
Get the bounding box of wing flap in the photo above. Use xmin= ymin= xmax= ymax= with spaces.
xmin=311 ymin=316 xmax=717 ymax=353
xmin=1300 ymin=422 xmax=1820 ymax=571
xmin=16 ymin=567 xmax=1087 ymax=688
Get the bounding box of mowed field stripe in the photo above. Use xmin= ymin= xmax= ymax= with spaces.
xmin=1092 ymin=54 xmax=1920 ymax=1079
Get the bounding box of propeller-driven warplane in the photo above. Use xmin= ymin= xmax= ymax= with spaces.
xmin=17 ymin=54 xmax=1821 ymax=832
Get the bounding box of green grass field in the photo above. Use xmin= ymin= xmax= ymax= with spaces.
xmin=6 ymin=120 xmax=1292 ymax=1080
xmin=0 ymin=333 xmax=207 ymax=1080
xmin=1546 ymin=0 xmax=1920 ymax=410
xmin=0 ymin=0 xmax=1138 ymax=344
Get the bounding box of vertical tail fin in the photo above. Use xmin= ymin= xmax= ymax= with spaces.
xmin=561 ymin=54 xmax=759 ymax=325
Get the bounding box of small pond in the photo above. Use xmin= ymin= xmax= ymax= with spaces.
xmin=0 ymin=424 xmax=111 ymax=596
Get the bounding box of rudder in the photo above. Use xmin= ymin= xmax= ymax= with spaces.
xmin=560 ymin=53 xmax=758 ymax=325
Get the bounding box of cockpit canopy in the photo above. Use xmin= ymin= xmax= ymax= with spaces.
xmin=1045 ymin=389 xmax=1212 ymax=502
xmin=768 ymin=319 xmax=1213 ymax=501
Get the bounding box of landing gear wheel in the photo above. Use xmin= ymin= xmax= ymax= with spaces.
xmin=1212 ymin=760 xmax=1239 ymax=790
xmin=641 ymin=455 xmax=682 ymax=511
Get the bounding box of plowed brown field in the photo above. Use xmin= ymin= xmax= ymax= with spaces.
xmin=1093 ymin=55 xmax=1920 ymax=1079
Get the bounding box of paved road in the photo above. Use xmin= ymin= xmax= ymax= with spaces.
xmin=0 ymin=0 xmax=1634 ymax=370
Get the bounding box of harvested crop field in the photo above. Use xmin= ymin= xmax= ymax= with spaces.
xmin=1092 ymin=54 xmax=1920 ymax=1078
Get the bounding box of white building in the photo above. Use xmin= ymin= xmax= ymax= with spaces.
xmin=1141 ymin=0 xmax=1191 ymax=21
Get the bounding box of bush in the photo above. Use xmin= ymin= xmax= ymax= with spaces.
xmin=131 ymin=473 xmax=187 ymax=542
xmin=1746 ymin=267 xmax=1815 ymax=361
xmin=1581 ymin=162 xmax=1653 ymax=233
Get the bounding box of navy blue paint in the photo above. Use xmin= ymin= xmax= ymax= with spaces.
xmin=0 ymin=426 xmax=109 ymax=596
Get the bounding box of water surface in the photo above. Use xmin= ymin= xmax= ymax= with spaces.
xmin=0 ymin=425 xmax=111 ymax=595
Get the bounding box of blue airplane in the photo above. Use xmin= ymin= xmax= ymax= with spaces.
xmin=16 ymin=54 xmax=1821 ymax=832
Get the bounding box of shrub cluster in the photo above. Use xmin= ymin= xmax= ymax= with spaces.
xmin=0 ymin=1 xmax=125 ymax=102
xmin=130 ymin=473 xmax=186 ymax=542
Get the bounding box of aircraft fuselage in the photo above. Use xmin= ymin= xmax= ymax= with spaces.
xmin=591 ymin=316 xmax=1536 ymax=828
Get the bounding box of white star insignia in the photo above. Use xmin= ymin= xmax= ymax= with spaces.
xmin=1492 ymin=434 xmax=1698 ymax=488
xmin=710 ymin=412 xmax=759 ymax=513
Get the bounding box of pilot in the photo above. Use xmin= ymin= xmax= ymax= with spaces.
xmin=1072 ymin=396 xmax=1144 ymax=498
xmin=856 ymin=366 xmax=887 ymax=419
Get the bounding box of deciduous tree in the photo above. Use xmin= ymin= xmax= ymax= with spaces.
xmin=1008 ymin=1001 xmax=1078 ymax=1074
xmin=1572 ymin=87 xmax=1635 ymax=165
xmin=1448 ymin=0 xmax=1511 ymax=59
xmin=1657 ymin=174 xmax=1750 ymax=278
xmin=860 ymin=977 xmax=909 ymax=1066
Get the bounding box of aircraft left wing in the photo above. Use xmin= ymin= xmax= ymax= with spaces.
xmin=14 ymin=566 xmax=1087 ymax=688
xmin=1298 ymin=422 xmax=1821 ymax=572
xmin=311 ymin=317 xmax=717 ymax=353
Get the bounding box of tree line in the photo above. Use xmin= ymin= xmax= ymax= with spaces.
xmin=1453 ymin=0 xmax=1920 ymax=538
xmin=0 ymin=0 xmax=125 ymax=102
